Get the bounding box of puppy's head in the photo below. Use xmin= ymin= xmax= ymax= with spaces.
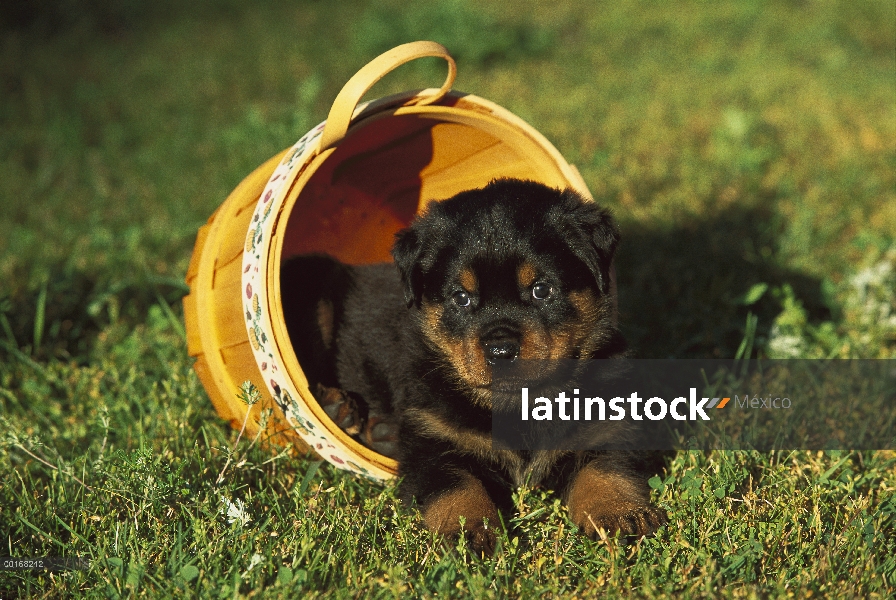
xmin=393 ymin=179 xmax=621 ymax=393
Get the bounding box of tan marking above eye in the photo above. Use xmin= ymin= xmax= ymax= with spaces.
xmin=518 ymin=262 xmax=537 ymax=288
xmin=459 ymin=268 xmax=477 ymax=293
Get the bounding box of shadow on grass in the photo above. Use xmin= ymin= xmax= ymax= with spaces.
xmin=616 ymin=203 xmax=831 ymax=359
xmin=0 ymin=264 xmax=187 ymax=362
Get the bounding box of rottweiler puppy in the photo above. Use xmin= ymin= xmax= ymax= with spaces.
xmin=281 ymin=178 xmax=666 ymax=554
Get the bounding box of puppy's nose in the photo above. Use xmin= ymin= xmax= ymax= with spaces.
xmin=483 ymin=341 xmax=520 ymax=364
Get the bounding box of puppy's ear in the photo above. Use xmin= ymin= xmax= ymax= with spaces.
xmin=557 ymin=190 xmax=620 ymax=295
xmin=392 ymin=226 xmax=425 ymax=308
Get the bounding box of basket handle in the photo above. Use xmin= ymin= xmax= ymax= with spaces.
xmin=318 ymin=41 xmax=457 ymax=151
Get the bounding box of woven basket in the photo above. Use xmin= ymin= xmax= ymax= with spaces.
xmin=183 ymin=41 xmax=594 ymax=481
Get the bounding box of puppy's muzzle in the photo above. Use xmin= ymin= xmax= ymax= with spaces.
xmin=481 ymin=323 xmax=521 ymax=365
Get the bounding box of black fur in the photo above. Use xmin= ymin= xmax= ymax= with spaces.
xmin=281 ymin=179 xmax=665 ymax=554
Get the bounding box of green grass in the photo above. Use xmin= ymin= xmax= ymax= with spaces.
xmin=1 ymin=0 xmax=894 ymax=596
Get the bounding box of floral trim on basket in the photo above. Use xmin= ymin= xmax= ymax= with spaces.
xmin=241 ymin=113 xmax=393 ymax=482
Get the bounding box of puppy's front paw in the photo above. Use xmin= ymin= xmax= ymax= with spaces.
xmin=464 ymin=519 xmax=498 ymax=556
xmin=566 ymin=465 xmax=666 ymax=539
xmin=570 ymin=500 xmax=666 ymax=539
xmin=422 ymin=474 xmax=500 ymax=556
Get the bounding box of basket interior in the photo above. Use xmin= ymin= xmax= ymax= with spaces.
xmin=281 ymin=111 xmax=562 ymax=263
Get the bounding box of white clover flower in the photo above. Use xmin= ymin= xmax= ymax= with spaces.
xmin=220 ymin=496 xmax=252 ymax=527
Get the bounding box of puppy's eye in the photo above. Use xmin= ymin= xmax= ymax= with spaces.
xmin=531 ymin=282 xmax=553 ymax=300
xmin=452 ymin=291 xmax=472 ymax=307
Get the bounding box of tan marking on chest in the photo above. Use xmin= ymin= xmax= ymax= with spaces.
xmin=405 ymin=408 xmax=564 ymax=487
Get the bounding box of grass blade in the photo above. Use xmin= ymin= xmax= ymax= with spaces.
xmin=33 ymin=278 xmax=48 ymax=353
xmin=298 ymin=460 xmax=324 ymax=495
xmin=154 ymin=291 xmax=187 ymax=343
